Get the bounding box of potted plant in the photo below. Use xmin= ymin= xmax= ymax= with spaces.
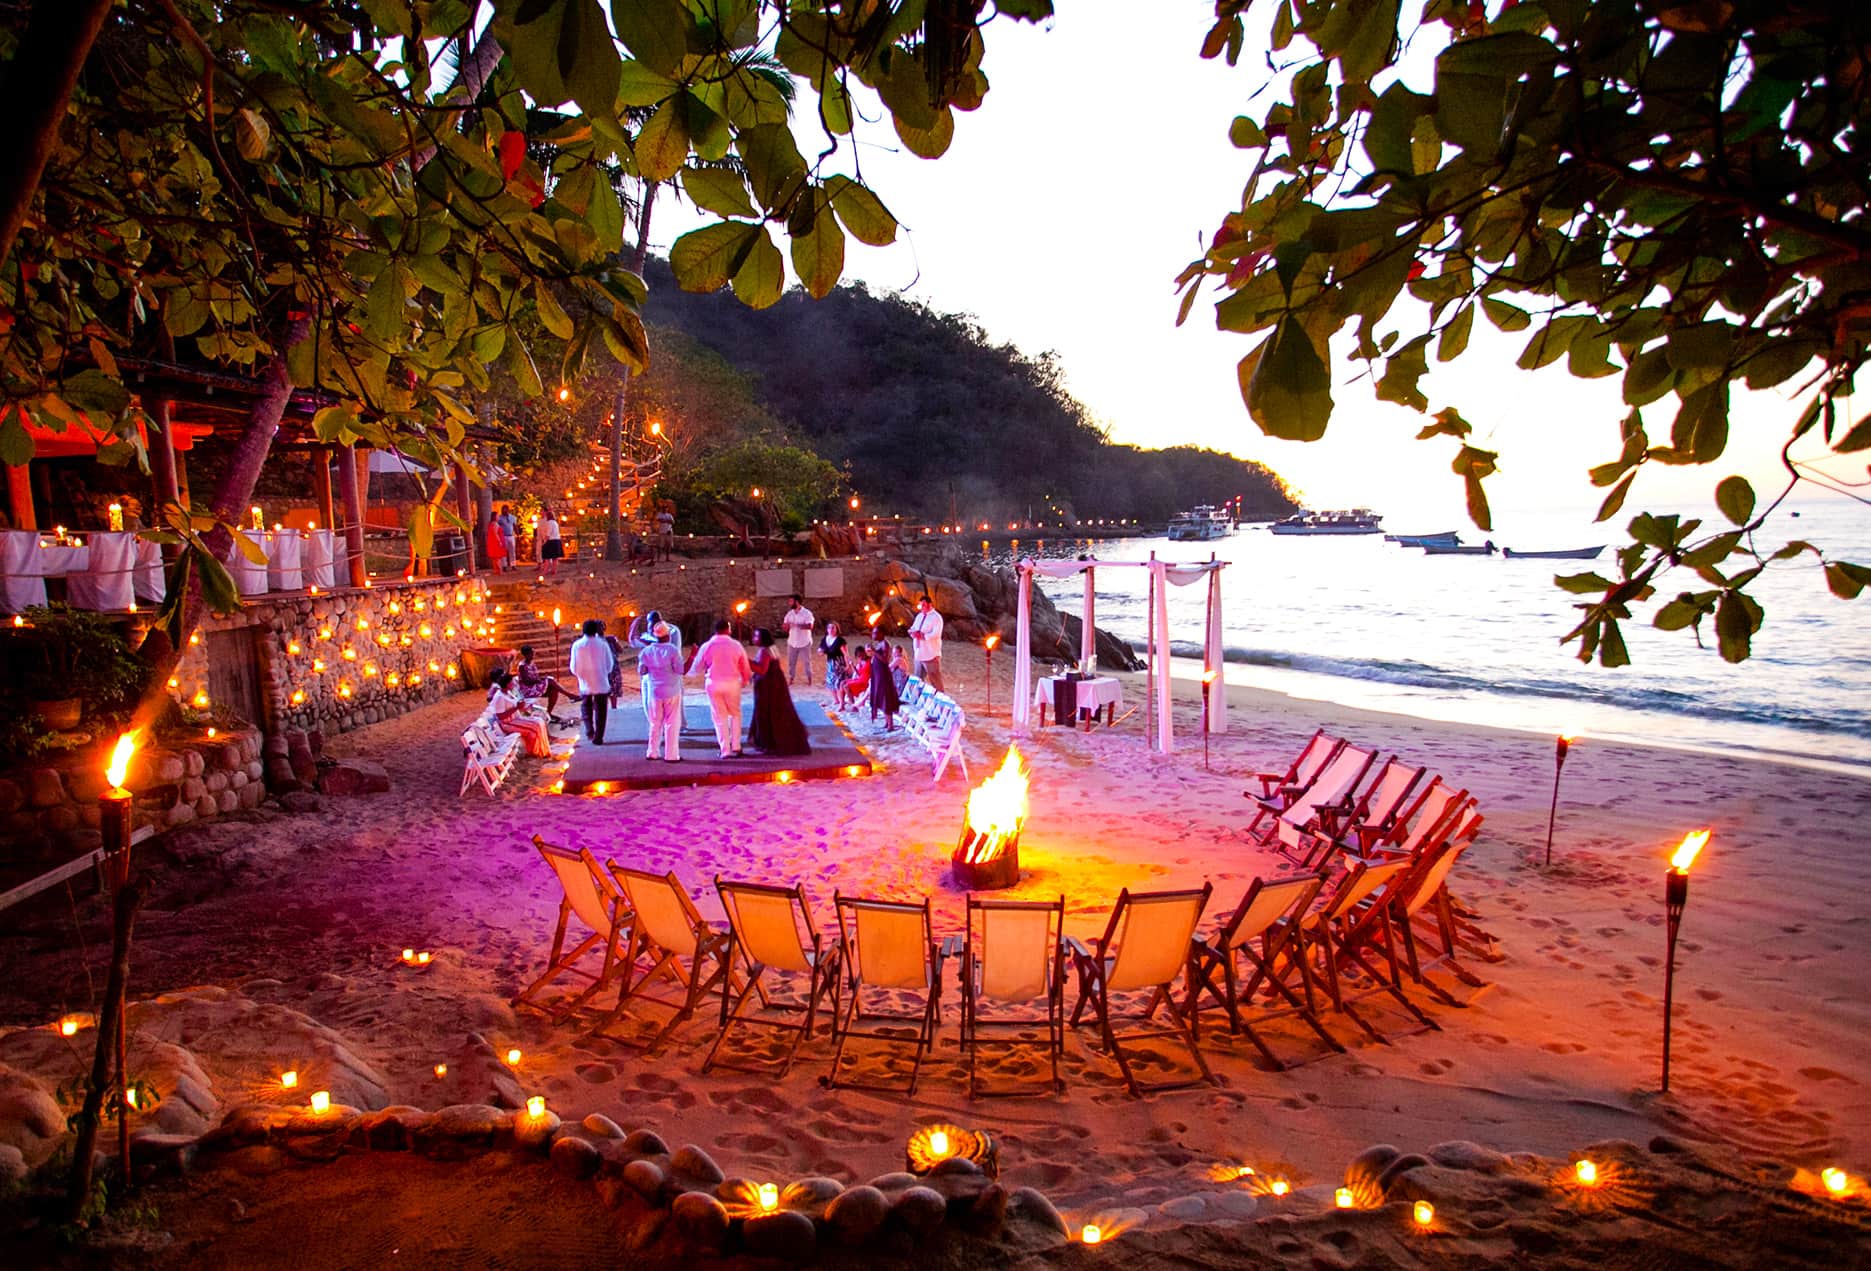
xmin=5 ymin=605 xmax=148 ymax=731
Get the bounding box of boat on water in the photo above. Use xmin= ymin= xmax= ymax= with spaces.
xmin=1166 ymin=505 xmax=1233 ymax=541
xmin=1421 ymin=539 xmax=1497 ymax=556
xmin=1502 ymin=545 xmax=1606 ymax=560
xmin=1387 ymin=530 xmax=1461 ymax=546
xmin=1269 ymin=508 xmax=1384 ymax=536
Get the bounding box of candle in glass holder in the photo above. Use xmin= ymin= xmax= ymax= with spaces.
xmin=108 ymin=502 xmax=124 ymax=532
xmin=250 ymin=505 xmax=264 ymax=531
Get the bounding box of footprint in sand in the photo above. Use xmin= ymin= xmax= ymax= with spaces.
xmin=574 ymin=1061 xmax=615 ymax=1083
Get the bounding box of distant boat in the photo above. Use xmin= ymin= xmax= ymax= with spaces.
xmin=1421 ymin=540 xmax=1497 ymax=556
xmin=1502 ymin=545 xmax=1606 ymax=560
xmin=1167 ymin=505 xmax=1232 ymax=541
xmin=1270 ymin=508 xmax=1384 ymax=536
xmin=1387 ymin=530 xmax=1461 ymax=546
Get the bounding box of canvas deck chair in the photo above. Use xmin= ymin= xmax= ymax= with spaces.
xmin=827 ymin=893 xmax=946 ymax=1094
xmin=1297 ymin=759 xmax=1427 ymax=867
xmin=1244 ymin=730 xmax=1342 ymax=836
xmin=1257 ymin=744 xmax=1378 ymax=856
xmin=959 ymin=895 xmax=1067 ymax=1097
xmin=1350 ymin=781 xmax=1469 ymax=866
xmin=596 ymin=866 xmax=734 ymax=1053
xmin=512 ymin=838 xmax=632 ymax=1021
xmin=706 ymin=878 xmax=841 ymax=1077
xmin=1068 ymin=884 xmax=1216 ymax=1097
xmin=1302 ymin=858 xmax=1432 ymax=1043
xmin=1189 ymin=874 xmax=1344 ymax=1070
xmin=1387 ymin=837 xmax=1488 ymax=1003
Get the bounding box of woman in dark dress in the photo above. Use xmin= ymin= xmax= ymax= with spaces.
xmin=747 ymin=629 xmax=812 ymax=756
xmin=868 ymin=639 xmax=900 ymax=731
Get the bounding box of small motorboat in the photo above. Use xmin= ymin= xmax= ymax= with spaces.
xmin=1387 ymin=530 xmax=1461 ymax=547
xmin=1421 ymin=539 xmax=1497 ymax=556
xmin=1502 ymin=545 xmax=1606 ymax=560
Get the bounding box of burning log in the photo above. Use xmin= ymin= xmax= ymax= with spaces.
xmin=954 ymin=747 xmax=1028 ymax=890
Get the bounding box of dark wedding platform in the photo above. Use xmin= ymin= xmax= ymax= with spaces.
xmin=558 ymin=698 xmax=873 ymax=793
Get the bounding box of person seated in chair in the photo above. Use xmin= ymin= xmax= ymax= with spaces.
xmin=486 ymin=670 xmax=552 ymax=757
xmin=514 ymin=645 xmax=574 ymax=724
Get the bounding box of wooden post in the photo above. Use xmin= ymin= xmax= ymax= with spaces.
xmin=5 ymin=461 xmax=33 ymax=530
xmin=147 ymin=398 xmax=179 ymax=554
xmin=311 ymin=447 xmax=335 ymax=533
xmin=452 ymin=460 xmax=474 ymax=575
xmin=66 ymin=876 xmax=143 ymax=1219
xmin=335 ymin=446 xmax=367 ymax=588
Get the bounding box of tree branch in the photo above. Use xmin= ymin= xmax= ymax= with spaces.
xmin=0 ymin=0 xmax=116 ymax=272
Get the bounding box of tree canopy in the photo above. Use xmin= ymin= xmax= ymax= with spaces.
xmin=1181 ymin=0 xmax=1870 ymax=664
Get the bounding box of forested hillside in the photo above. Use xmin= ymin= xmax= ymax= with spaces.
xmin=640 ymin=260 xmax=1296 ymax=525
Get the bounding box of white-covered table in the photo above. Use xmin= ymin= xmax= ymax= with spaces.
xmin=1034 ymin=674 xmax=1123 ymax=728
xmin=134 ymin=537 xmax=165 ymax=605
xmin=66 ymin=531 xmax=135 ymax=611
xmin=1 ymin=530 xmax=50 ymax=612
xmin=226 ymin=529 xmax=269 ymax=597
xmin=264 ymin=529 xmax=304 ymax=591
xmin=302 ymin=528 xmax=339 ymax=589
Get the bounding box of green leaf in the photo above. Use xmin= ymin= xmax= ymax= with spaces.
xmin=1653 ymin=594 xmax=1708 ymax=632
xmin=232 ymin=527 xmax=268 ymax=565
xmin=1229 ymin=115 xmax=1268 ymax=149
xmin=739 ymin=126 xmax=808 ymax=214
xmin=609 ymin=0 xmax=689 ymax=77
xmin=560 ymin=0 xmax=622 ymax=118
xmin=505 ymin=332 xmax=544 ymax=398
xmin=533 ymin=281 xmax=574 ymax=340
xmin=1555 ymin=571 xmax=1614 ymax=594
xmin=893 ymin=106 xmax=955 ymax=159
xmin=634 ymin=96 xmax=690 ymax=182
xmin=1437 ymin=303 xmax=1473 ymax=362
xmin=1835 ymin=411 xmax=1871 ymax=454
xmin=61 ymin=369 xmax=131 ymax=417
xmin=1714 ymin=590 xmax=1759 ymax=663
xmin=1376 ymin=335 xmax=1430 ymax=411
xmin=1595 ymin=471 xmax=1636 ymax=522
xmin=588 ymin=176 xmax=624 ymax=252
xmin=1597 ymin=619 xmax=1630 ymax=668
xmin=616 ymin=58 xmax=678 ymax=108
xmin=825 ymin=176 xmax=898 ymax=247
xmin=681 ymin=166 xmax=758 ymax=219
xmin=1669 ymin=381 xmax=1730 ymax=464
xmin=470 ymin=323 xmax=506 ymax=365
xmin=874 ymin=48 xmax=938 ymax=132
xmin=1823 ymin=561 xmax=1871 ymax=599
xmin=789 ymin=209 xmax=845 ymax=300
xmin=1245 ymin=318 xmax=1334 ymax=442
xmin=730 ymin=225 xmax=785 ymax=309
xmin=196 ymin=549 xmax=241 ymax=617
xmin=0 ymin=409 xmax=31 ymax=466
xmin=310 ymin=403 xmax=358 ymax=443
xmin=408 ymin=503 xmax=434 ymax=560
xmin=1621 ymin=346 xmax=1676 ymax=406
xmin=669 ymin=221 xmax=761 ymax=292
xmin=1481 ymin=297 xmax=1530 ymax=332
xmin=1713 ymin=475 xmax=1755 ymax=526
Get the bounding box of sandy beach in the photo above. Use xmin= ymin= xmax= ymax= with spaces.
xmin=4 ymin=642 xmax=1869 ymax=1263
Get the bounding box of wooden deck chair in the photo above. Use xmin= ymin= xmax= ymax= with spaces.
xmin=827 ymin=893 xmax=946 ymax=1095
xmin=1302 ymin=858 xmax=1433 ymax=1043
xmin=1243 ymin=730 xmax=1342 ymax=835
xmin=1189 ymin=874 xmax=1344 ymax=1069
xmin=1346 ymin=781 xmax=1468 ymax=866
xmin=706 ymin=878 xmax=841 ymax=1077
xmin=1388 ymin=837 xmax=1488 ymax=1002
xmin=959 ymin=895 xmax=1067 ymax=1097
xmin=1298 ymin=760 xmax=1427 ymax=867
xmin=512 ymin=837 xmax=632 ymax=1021
xmin=1257 ymin=744 xmax=1377 ymax=856
xmin=1068 ymin=884 xmax=1217 ymax=1097
xmin=596 ymin=866 xmax=734 ymax=1053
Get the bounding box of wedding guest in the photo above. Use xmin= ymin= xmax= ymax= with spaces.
xmin=513 ymin=645 xmax=574 ymax=723
xmin=637 ymin=622 xmax=685 ymax=762
xmin=908 ymin=595 xmax=945 ymax=690
xmin=487 ymin=670 xmax=551 ymax=757
xmin=485 ymin=513 xmax=508 ymax=573
xmin=747 ymin=629 xmax=811 ymax=756
xmin=836 ymin=642 xmax=871 ymax=710
xmin=539 ymin=506 xmax=563 ymax=575
xmin=568 ymin=618 xmax=615 ymax=745
xmin=868 ymin=639 xmax=900 ymax=731
xmin=601 ymin=621 xmax=627 ymax=709
xmin=819 ymin=620 xmax=849 ymax=692
xmin=689 ymin=618 xmax=751 ymax=758
xmin=891 ymin=644 xmax=912 ymax=694
xmin=779 ymin=594 xmax=815 ymax=684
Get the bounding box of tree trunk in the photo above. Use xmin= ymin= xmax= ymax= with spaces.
xmin=606 ymin=181 xmax=657 ymax=559
xmin=0 ymin=0 xmax=115 ymax=272
xmin=132 ymin=315 xmax=311 ymax=730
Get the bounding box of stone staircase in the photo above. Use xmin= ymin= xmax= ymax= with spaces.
xmin=484 ymin=583 xmax=575 ymax=678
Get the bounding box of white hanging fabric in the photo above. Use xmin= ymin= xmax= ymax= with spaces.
xmin=1080 ymin=567 xmax=1096 ymax=672
xmin=1205 ymin=567 xmax=1227 ymax=734
xmin=1150 ymin=559 xmax=1174 ymax=753
xmin=1012 ymin=565 xmax=1034 ymax=733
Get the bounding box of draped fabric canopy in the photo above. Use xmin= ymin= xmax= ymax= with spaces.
xmin=1011 ymin=557 xmax=1227 ymax=754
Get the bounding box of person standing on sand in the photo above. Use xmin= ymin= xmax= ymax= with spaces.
xmin=868 ymin=640 xmax=900 ymax=731
xmin=637 ymin=623 xmax=685 ymax=762
xmin=909 ymin=595 xmax=945 ymax=690
xmin=654 ymin=504 xmax=675 ymax=562
xmin=485 ymin=512 xmax=508 ymax=573
xmin=498 ymin=504 xmax=519 ymax=564
xmin=568 ymin=618 xmax=615 ymax=745
xmin=780 ymin=594 xmax=815 ymax=684
xmin=690 ymin=618 xmax=751 ymax=758
xmin=539 ymin=506 xmax=563 ymax=575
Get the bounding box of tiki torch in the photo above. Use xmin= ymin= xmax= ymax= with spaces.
xmin=1661 ymin=828 xmax=1709 ymax=1093
xmin=1544 ymin=733 xmax=1576 ymax=866
xmin=984 ymin=633 xmax=1000 ymax=715
xmin=551 ymin=606 xmax=562 ymax=673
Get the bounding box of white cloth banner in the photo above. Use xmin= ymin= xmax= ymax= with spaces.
xmin=134 ymin=537 xmax=165 ymax=605
xmin=1205 ymin=568 xmax=1227 ymax=734
xmin=265 ymin=529 xmax=304 ymax=591
xmin=1080 ymin=569 xmax=1096 ymax=672
xmin=303 ymin=529 xmax=338 ymax=589
xmin=227 ymin=530 xmax=269 ymax=597
xmin=0 ymin=529 xmax=48 ymax=613
xmin=68 ymin=531 xmax=135 ymax=611
xmin=1012 ymin=567 xmax=1034 ymax=733
xmin=1151 ymin=560 xmax=1174 ymax=753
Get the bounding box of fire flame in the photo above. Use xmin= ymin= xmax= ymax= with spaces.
xmin=105 ymin=732 xmax=139 ymax=790
xmin=1670 ymin=828 xmax=1710 ymax=873
xmin=962 ymin=747 xmax=1029 ymax=864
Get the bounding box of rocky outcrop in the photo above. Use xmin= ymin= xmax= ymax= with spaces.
xmin=1060 ymin=613 xmax=1145 ymax=672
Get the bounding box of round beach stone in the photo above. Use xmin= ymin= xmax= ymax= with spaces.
xmin=930 ymin=1155 xmax=983 ymax=1177
xmin=1428 ymin=1141 xmax=1511 ymax=1173
xmin=967 ymin=1183 xmax=1008 ymax=1235
xmin=359 ymin=1107 xmax=427 ymax=1151
xmin=1376 ymin=1153 xmax=1433 ymax=1197
xmin=824 ymin=1184 xmax=890 ymax=1244
xmin=1158 ymin=1194 xmax=1210 ymax=1221
xmin=0 ymin=1143 xmax=26 ymax=1183
xmin=670 ymin=1144 xmax=725 ymax=1184
xmin=582 ymin=1113 xmax=624 ymax=1139
xmin=551 ymin=1135 xmax=601 ymax=1179
xmin=419 ymin=1103 xmax=506 ymax=1149
xmin=868 ymin=1170 xmax=919 ymax=1192
xmin=670 ymin=1191 xmax=729 ymax=1249
xmin=892 ymin=1185 xmax=948 ymax=1234
xmin=622 ymin=1128 xmax=669 ymax=1155
xmin=783 ymin=1176 xmax=845 ymax=1206
xmin=622 ymin=1158 xmax=665 ymax=1199
xmin=1007 ymin=1186 xmax=1068 ymax=1236
xmin=511 ymin=1108 xmax=561 ymax=1150
xmin=1346 ymin=1144 xmax=1403 ymax=1190
xmin=744 ymin=1209 xmax=817 ymax=1262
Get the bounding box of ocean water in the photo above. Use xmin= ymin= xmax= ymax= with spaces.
xmin=1015 ymin=499 xmax=1871 ymax=776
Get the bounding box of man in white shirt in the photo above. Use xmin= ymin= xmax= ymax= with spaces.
xmin=568 ymin=618 xmax=616 ymax=745
xmin=636 ymin=623 xmax=685 ymax=762
xmin=688 ymin=618 xmax=751 ymax=758
xmin=908 ymin=595 xmax=945 ymax=691
xmin=780 ymin=594 xmax=815 ymax=684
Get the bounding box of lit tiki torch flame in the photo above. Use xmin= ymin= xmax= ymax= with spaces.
xmin=954 ymin=747 xmax=1029 ymax=889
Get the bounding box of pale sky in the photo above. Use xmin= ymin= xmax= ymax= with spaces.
xmin=654 ymin=2 xmax=1861 ymax=529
